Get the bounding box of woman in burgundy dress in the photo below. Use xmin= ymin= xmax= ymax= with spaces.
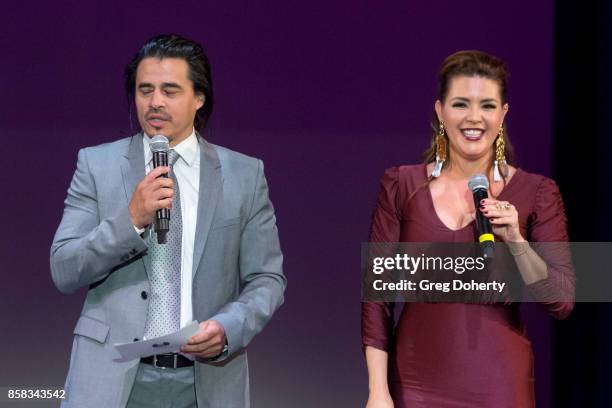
xmin=362 ymin=51 xmax=574 ymax=408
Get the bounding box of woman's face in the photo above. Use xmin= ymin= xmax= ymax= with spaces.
xmin=435 ymin=75 xmax=508 ymax=163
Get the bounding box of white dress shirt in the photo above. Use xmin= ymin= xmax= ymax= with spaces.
xmin=141 ymin=130 xmax=200 ymax=329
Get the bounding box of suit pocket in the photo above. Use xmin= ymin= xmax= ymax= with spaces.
xmin=73 ymin=315 xmax=110 ymax=344
xmin=212 ymin=216 xmax=242 ymax=230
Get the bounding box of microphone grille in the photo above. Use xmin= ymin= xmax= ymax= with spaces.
xmin=150 ymin=135 xmax=169 ymax=153
xmin=468 ymin=174 xmax=489 ymax=191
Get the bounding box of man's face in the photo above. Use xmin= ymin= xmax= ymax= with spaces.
xmin=135 ymin=57 xmax=204 ymax=145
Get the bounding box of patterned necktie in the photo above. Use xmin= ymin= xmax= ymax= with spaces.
xmin=144 ymin=149 xmax=182 ymax=338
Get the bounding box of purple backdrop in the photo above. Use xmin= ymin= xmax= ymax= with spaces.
xmin=2 ymin=1 xmax=554 ymax=406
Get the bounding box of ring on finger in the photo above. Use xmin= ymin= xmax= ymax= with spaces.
xmin=495 ymin=201 xmax=511 ymax=211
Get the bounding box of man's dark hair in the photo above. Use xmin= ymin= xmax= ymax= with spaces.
xmin=124 ymin=34 xmax=214 ymax=130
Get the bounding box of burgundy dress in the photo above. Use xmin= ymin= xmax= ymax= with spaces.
xmin=362 ymin=164 xmax=574 ymax=408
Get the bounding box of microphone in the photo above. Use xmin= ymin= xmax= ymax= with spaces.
xmin=468 ymin=174 xmax=494 ymax=259
xmin=150 ymin=135 xmax=170 ymax=244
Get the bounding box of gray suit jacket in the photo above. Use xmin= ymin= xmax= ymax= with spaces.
xmin=51 ymin=133 xmax=286 ymax=407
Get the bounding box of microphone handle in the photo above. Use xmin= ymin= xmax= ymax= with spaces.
xmin=473 ymin=188 xmax=494 ymax=259
xmin=152 ymin=151 xmax=170 ymax=243
xmin=473 ymin=188 xmax=492 ymax=235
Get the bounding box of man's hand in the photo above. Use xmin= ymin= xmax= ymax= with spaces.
xmin=128 ymin=166 xmax=174 ymax=229
xmin=180 ymin=320 xmax=227 ymax=358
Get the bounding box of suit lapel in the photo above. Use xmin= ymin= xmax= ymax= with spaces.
xmin=192 ymin=135 xmax=222 ymax=278
xmin=120 ymin=133 xmax=150 ymax=276
xmin=121 ymin=133 xmax=146 ymax=203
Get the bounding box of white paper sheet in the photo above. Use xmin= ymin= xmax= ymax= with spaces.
xmin=113 ymin=320 xmax=199 ymax=360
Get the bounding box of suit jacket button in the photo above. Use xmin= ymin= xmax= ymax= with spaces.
xmin=133 ymin=338 xmax=139 ymax=342
xmin=141 ymin=291 xmax=148 ymax=300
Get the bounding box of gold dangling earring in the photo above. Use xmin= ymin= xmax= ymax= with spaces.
xmin=493 ymin=124 xmax=509 ymax=182
xmin=432 ymin=121 xmax=447 ymax=178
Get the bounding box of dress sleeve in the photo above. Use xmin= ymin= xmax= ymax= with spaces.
xmin=361 ymin=167 xmax=401 ymax=351
xmin=524 ymin=177 xmax=575 ymax=319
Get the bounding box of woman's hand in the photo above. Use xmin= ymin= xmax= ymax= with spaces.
xmin=366 ymin=392 xmax=394 ymax=408
xmin=480 ymin=198 xmax=526 ymax=243
xmin=365 ymin=346 xmax=394 ymax=408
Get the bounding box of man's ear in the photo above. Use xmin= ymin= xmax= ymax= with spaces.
xmin=196 ymin=93 xmax=205 ymax=110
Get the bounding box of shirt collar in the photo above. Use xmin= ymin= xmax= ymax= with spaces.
xmin=142 ymin=129 xmax=198 ymax=167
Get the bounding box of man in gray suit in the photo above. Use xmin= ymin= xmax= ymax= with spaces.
xmin=50 ymin=34 xmax=286 ymax=407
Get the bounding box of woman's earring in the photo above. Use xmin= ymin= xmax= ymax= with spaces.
xmin=432 ymin=121 xmax=447 ymax=178
xmin=493 ymin=124 xmax=509 ymax=182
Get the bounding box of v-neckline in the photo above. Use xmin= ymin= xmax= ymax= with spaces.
xmin=423 ymin=164 xmax=522 ymax=232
